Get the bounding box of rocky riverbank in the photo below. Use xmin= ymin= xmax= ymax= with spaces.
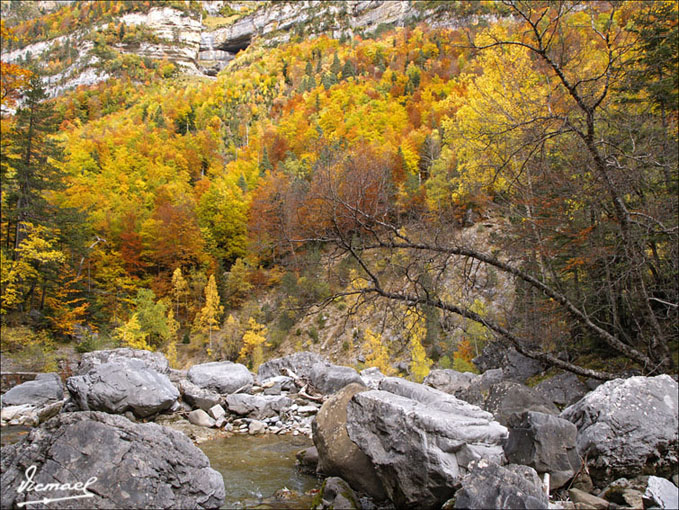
xmin=1 ymin=348 xmax=678 ymax=509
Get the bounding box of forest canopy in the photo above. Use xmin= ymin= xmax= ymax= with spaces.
xmin=1 ymin=1 xmax=676 ymax=377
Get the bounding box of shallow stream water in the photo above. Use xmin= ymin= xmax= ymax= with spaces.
xmin=198 ymin=433 xmax=320 ymax=509
xmin=0 ymin=425 xmax=32 ymax=447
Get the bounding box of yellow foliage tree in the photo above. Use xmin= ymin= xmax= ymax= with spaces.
xmin=0 ymin=224 xmax=65 ymax=315
xmin=116 ymin=313 xmax=152 ymax=351
xmin=221 ymin=314 xmax=243 ymax=360
xmin=171 ymin=267 xmax=188 ymax=319
xmin=238 ymin=317 xmax=268 ymax=370
xmin=164 ymin=308 xmax=180 ymax=368
xmin=443 ymin=25 xmax=553 ymax=206
xmin=363 ymin=328 xmax=394 ymax=375
xmin=197 ymin=274 xmax=223 ymax=351
xmin=405 ymin=309 xmax=432 ymax=382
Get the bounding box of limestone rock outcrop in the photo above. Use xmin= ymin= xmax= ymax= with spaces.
xmin=345 ymin=378 xmax=507 ymax=509
xmin=0 ymin=411 xmax=225 ymax=509
xmin=561 ymin=375 xmax=678 ymax=485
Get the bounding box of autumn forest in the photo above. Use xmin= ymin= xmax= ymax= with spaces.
xmin=1 ymin=1 xmax=677 ymax=381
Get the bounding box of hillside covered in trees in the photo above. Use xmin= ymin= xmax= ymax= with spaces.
xmin=1 ymin=1 xmax=677 ymax=381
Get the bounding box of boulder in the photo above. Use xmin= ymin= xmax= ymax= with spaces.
xmin=599 ymin=477 xmax=647 ymax=508
xmin=453 ymin=459 xmax=548 ymax=510
xmin=257 ymin=352 xmax=327 ymax=380
xmin=310 ymin=362 xmax=364 ymax=394
xmin=424 ymin=368 xmax=504 ymax=407
xmin=260 ymin=375 xmax=295 ymax=394
xmin=77 ymin=348 xmax=169 ymax=375
xmin=66 ymin=359 xmax=179 ymax=418
xmin=314 ymin=477 xmax=359 ymax=510
xmin=178 ymin=379 xmax=222 ymax=411
xmin=643 ymin=476 xmax=679 ymax=509
xmin=188 ymin=409 xmax=215 ymax=428
xmin=379 ymin=376 xmax=508 ymax=424
xmin=360 ymin=367 xmax=387 ymax=389
xmin=473 ymin=344 xmax=545 ymax=382
xmin=187 ymin=361 xmax=253 ymax=394
xmin=296 ymin=446 xmax=319 ymax=474
xmin=453 ymin=368 xmax=504 ymax=406
xmin=346 ymin=381 xmax=507 ymax=509
xmin=504 ymin=411 xmax=580 ymax=489
xmin=1 ymin=373 xmax=64 ymax=407
xmin=503 ymin=349 xmax=545 ymax=381
xmin=0 ymin=411 xmax=224 ymax=509
xmin=208 ymin=404 xmax=226 ymax=421
xmin=225 ymin=394 xmax=292 ymax=419
xmin=37 ymin=400 xmax=64 ymax=424
xmin=535 ymin=373 xmax=589 ymax=408
xmin=248 ymin=420 xmax=266 ymax=434
xmin=481 ymin=380 xmax=559 ymax=425
xmin=561 ymin=375 xmax=678 ymax=485
xmin=568 ymin=488 xmax=609 ymax=509
xmin=312 ymin=382 xmax=385 ymax=500
xmin=424 ymin=369 xmax=478 ymax=396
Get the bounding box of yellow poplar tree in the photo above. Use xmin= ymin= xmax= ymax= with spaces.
xmin=116 ymin=313 xmax=152 ymax=351
xmin=238 ymin=317 xmax=268 ymax=370
xmin=198 ymin=274 xmax=223 ymax=351
xmin=171 ymin=267 xmax=188 ymax=318
xmin=405 ymin=309 xmax=433 ymax=382
xmin=164 ymin=308 xmax=180 ymax=368
xmin=363 ymin=328 xmax=394 ymax=375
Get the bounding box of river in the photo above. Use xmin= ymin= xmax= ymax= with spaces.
xmin=195 ymin=434 xmax=319 ymax=509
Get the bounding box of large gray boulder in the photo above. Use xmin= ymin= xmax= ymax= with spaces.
xmin=257 ymin=351 xmax=327 ymax=380
xmin=504 ymin=411 xmax=580 ymax=489
xmin=187 ymin=361 xmax=253 ymax=394
xmin=311 ymin=362 xmax=363 ymax=394
xmin=179 ymin=379 xmax=222 ymax=411
xmin=1 ymin=373 xmax=63 ymax=407
xmin=561 ymin=375 xmax=678 ymax=485
xmin=346 ymin=379 xmax=507 ymax=509
xmin=535 ymin=372 xmax=589 ymax=408
xmin=423 ymin=369 xmax=478 ymax=396
xmin=424 ymin=369 xmax=504 ymax=407
xmin=66 ymin=359 xmax=179 ymax=418
xmin=0 ymin=412 xmax=224 ymax=509
xmin=473 ymin=344 xmax=544 ymax=382
xmin=379 ymin=376 xmax=497 ymax=419
xmin=312 ymin=382 xmax=385 ymax=500
xmin=225 ymin=393 xmax=292 ymax=419
xmin=453 ymin=459 xmax=548 ymax=509
xmin=77 ymin=348 xmax=170 ymax=375
xmin=480 ymin=380 xmax=559 ymax=425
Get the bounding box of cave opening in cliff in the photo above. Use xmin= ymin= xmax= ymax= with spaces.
xmin=220 ymin=36 xmax=251 ymax=54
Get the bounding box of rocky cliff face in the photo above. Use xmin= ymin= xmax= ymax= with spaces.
xmin=2 ymin=1 xmax=493 ymax=95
